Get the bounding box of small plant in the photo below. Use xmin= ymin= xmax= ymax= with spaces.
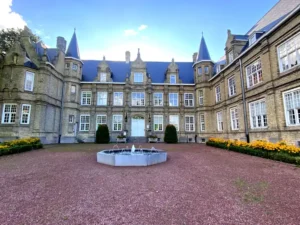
xmin=95 ymin=124 xmax=110 ymax=144
xmin=148 ymin=134 xmax=157 ymax=139
xmin=164 ymin=124 xmax=178 ymax=143
xmin=117 ymin=134 xmax=126 ymax=139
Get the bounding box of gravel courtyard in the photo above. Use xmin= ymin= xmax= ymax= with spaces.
xmin=1 ymin=143 xmax=300 ymax=225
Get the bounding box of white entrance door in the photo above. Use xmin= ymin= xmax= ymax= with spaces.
xmin=131 ymin=118 xmax=145 ymax=137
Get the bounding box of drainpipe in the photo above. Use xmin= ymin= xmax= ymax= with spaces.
xmin=239 ymin=59 xmax=250 ymax=143
xmin=58 ymin=80 xmax=66 ymax=143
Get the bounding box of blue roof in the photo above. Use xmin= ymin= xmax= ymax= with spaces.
xmin=258 ymin=13 xmax=288 ymax=33
xmin=82 ymin=60 xmax=194 ymax=83
xmin=66 ymin=31 xmax=80 ymax=59
xmin=233 ymin=35 xmax=248 ymax=40
xmin=196 ymin=36 xmax=211 ymax=62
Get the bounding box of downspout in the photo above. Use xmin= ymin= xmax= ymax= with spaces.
xmin=239 ymin=59 xmax=250 ymax=143
xmin=58 ymin=80 xmax=65 ymax=143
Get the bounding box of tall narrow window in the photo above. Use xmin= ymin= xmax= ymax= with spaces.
xmin=198 ymin=67 xmax=202 ymax=75
xmin=153 ymin=93 xmax=163 ymax=106
xmin=249 ymin=99 xmax=268 ymax=128
xmin=217 ymin=111 xmax=223 ymax=131
xmin=228 ymin=51 xmax=234 ymax=63
xmin=283 ymin=88 xmax=300 ymax=126
xmin=169 ymin=93 xmax=178 ymax=106
xmin=79 ymin=115 xmax=90 ymax=131
xmin=69 ymin=115 xmax=74 ymax=123
xmin=65 ymin=63 xmax=70 ymax=69
xmin=246 ymin=60 xmax=263 ymax=88
xmin=20 ymin=104 xmax=31 ymax=124
xmin=97 ymin=92 xmax=107 ymax=106
xmin=200 ymin=114 xmax=205 ymax=131
xmin=113 ymin=115 xmax=122 ymax=131
xmin=81 ymin=91 xmax=92 ymax=105
xmin=132 ymin=92 xmax=145 ymax=106
xmin=72 ymin=64 xmax=78 ymax=71
xmin=134 ymin=73 xmax=143 ymax=83
xmin=154 ymin=115 xmax=163 ymax=131
xmin=230 ymin=107 xmax=239 ymax=130
xmin=96 ymin=115 xmax=107 ymax=128
xmin=185 ymin=116 xmax=195 ymax=131
xmin=184 ymin=93 xmax=194 ymax=107
xmin=204 ymin=66 xmax=209 ymax=74
xmin=215 ymin=85 xmax=221 ymax=103
xmin=2 ymin=104 xmax=17 ymax=124
xmin=170 ymin=74 xmax=176 ymax=84
xmin=71 ymin=85 xmax=76 ymax=94
xmin=199 ymin=90 xmax=204 ymax=105
xmin=169 ymin=115 xmax=179 ymax=131
xmin=25 ymin=71 xmax=34 ymax=91
xmin=113 ymin=92 xmax=123 ymax=106
xmin=228 ymin=76 xmax=236 ymax=97
xmin=100 ymin=73 xmax=106 ymax=82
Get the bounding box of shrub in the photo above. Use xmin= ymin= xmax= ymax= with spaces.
xmin=95 ymin=124 xmax=110 ymax=143
xmin=0 ymin=137 xmax=43 ymax=156
xmin=164 ymin=124 xmax=178 ymax=143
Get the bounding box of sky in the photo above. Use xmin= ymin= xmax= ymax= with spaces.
xmin=0 ymin=0 xmax=279 ymax=62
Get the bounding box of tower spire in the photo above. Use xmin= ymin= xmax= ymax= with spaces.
xmin=66 ymin=29 xmax=80 ymax=59
xmin=195 ymin=34 xmax=211 ymax=62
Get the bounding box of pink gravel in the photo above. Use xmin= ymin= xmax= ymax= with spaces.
xmin=0 ymin=143 xmax=300 ymax=225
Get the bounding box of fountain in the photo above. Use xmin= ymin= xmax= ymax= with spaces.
xmin=97 ymin=145 xmax=167 ymax=166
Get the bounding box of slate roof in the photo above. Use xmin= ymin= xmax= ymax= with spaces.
xmin=196 ymin=36 xmax=211 ymax=62
xmin=66 ymin=31 xmax=80 ymax=59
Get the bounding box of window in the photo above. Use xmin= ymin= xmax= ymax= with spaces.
xmin=199 ymin=90 xmax=204 ymax=105
xmin=134 ymin=73 xmax=143 ymax=83
xmin=198 ymin=67 xmax=202 ymax=75
xmin=228 ymin=51 xmax=234 ymax=63
xmin=184 ymin=93 xmax=194 ymax=107
xmin=132 ymin=92 xmax=145 ymax=106
xmin=217 ymin=111 xmax=223 ymax=131
xmin=249 ymin=99 xmax=268 ymax=129
xmin=24 ymin=71 xmax=34 ymax=91
xmin=71 ymin=85 xmax=76 ymax=94
xmin=246 ymin=60 xmax=263 ymax=88
xmin=185 ymin=116 xmax=195 ymax=131
xmin=97 ymin=92 xmax=107 ymax=106
xmin=81 ymin=91 xmax=92 ymax=105
xmin=72 ymin=64 xmax=78 ymax=71
xmin=277 ymin=32 xmax=300 ymax=73
xmin=154 ymin=115 xmax=163 ymax=131
xmin=204 ymin=66 xmax=209 ymax=74
xmin=249 ymin=33 xmax=257 ymax=46
xmin=199 ymin=114 xmax=205 ymax=131
xmin=169 ymin=115 xmax=179 ymax=131
xmin=169 ymin=93 xmax=178 ymax=106
xmin=100 ymin=73 xmax=106 ymax=82
xmin=153 ymin=93 xmax=163 ymax=106
xmin=65 ymin=63 xmax=70 ymax=69
xmin=283 ymin=88 xmax=300 ymax=126
xmin=215 ymin=85 xmax=221 ymax=102
xmin=96 ymin=115 xmax=107 ymax=128
xmin=21 ymin=104 xmax=31 ymax=124
xmin=170 ymin=74 xmax=176 ymax=84
xmin=228 ymin=76 xmax=236 ymax=97
xmin=80 ymin=115 xmax=90 ymax=131
xmin=113 ymin=115 xmax=122 ymax=131
xmin=230 ymin=108 xmax=239 ymax=130
xmin=2 ymin=104 xmax=17 ymax=124
xmin=113 ymin=92 xmax=123 ymax=106
xmin=69 ymin=115 xmax=74 ymax=123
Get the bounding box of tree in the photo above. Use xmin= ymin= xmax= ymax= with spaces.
xmin=95 ymin=124 xmax=110 ymax=144
xmin=164 ymin=124 xmax=178 ymax=143
xmin=0 ymin=28 xmax=39 ymax=53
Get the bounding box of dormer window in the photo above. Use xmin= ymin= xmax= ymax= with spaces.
xmin=198 ymin=67 xmax=202 ymax=75
xmin=249 ymin=33 xmax=257 ymax=46
xmin=228 ymin=51 xmax=234 ymax=63
xmin=134 ymin=73 xmax=143 ymax=83
xmin=100 ymin=73 xmax=106 ymax=82
xmin=170 ymin=74 xmax=176 ymax=84
xmin=72 ymin=64 xmax=78 ymax=71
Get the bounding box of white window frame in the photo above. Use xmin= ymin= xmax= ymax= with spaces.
xmin=277 ymin=32 xmax=300 ymax=73
xmin=20 ymin=104 xmax=31 ymax=124
xmin=249 ymin=33 xmax=257 ymax=46
xmin=71 ymin=85 xmax=76 ymax=94
xmin=79 ymin=115 xmax=90 ymax=131
xmin=246 ymin=59 xmax=263 ymax=88
xmin=228 ymin=50 xmax=234 ymax=63
xmin=170 ymin=74 xmax=176 ymax=84
xmin=97 ymin=92 xmax=107 ymax=106
xmin=112 ymin=115 xmax=123 ymax=131
xmin=81 ymin=91 xmax=92 ymax=105
xmin=96 ymin=114 xmax=107 ymax=129
xmin=100 ymin=73 xmax=107 ymax=82
xmin=283 ymin=87 xmax=300 ymax=126
xmin=199 ymin=114 xmax=205 ymax=132
xmin=169 ymin=115 xmax=179 ymax=131
xmin=113 ymin=92 xmax=123 ymax=106
xmin=215 ymin=85 xmax=221 ymax=103
xmin=230 ymin=107 xmax=239 ymax=130
xmin=228 ymin=76 xmax=236 ymax=97
xmin=184 ymin=93 xmax=194 ymax=107
xmin=153 ymin=93 xmax=163 ymax=106
xmin=185 ymin=115 xmax=195 ymax=132
xmin=153 ymin=115 xmax=163 ymax=131
xmin=134 ymin=73 xmax=143 ymax=83
xmin=249 ymin=99 xmax=268 ymax=129
xmin=24 ymin=71 xmax=34 ymax=91
xmin=69 ymin=115 xmax=74 ymax=123
xmin=217 ymin=111 xmax=223 ymax=131
xmin=169 ymin=93 xmax=178 ymax=107
xmin=199 ymin=90 xmax=204 ymax=105
xmin=131 ymin=92 xmax=145 ymax=106
xmin=2 ymin=104 xmax=17 ymax=124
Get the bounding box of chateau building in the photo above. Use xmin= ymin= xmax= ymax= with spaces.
xmin=0 ymin=0 xmax=299 ymax=144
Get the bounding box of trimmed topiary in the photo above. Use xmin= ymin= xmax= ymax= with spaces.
xmin=164 ymin=124 xmax=178 ymax=143
xmin=96 ymin=124 xmax=110 ymax=144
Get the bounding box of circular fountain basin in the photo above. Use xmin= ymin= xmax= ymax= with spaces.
xmin=97 ymin=149 xmax=167 ymax=166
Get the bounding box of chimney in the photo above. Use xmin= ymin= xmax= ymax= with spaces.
xmin=125 ymin=51 xmax=130 ymax=63
xmin=56 ymin=36 xmax=67 ymax=53
xmin=193 ymin=52 xmax=197 ymax=63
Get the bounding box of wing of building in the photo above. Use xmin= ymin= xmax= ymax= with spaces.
xmin=0 ymin=0 xmax=299 ymax=145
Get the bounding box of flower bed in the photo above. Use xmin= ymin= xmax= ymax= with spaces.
xmin=0 ymin=137 xmax=43 ymax=156
xmin=206 ymin=138 xmax=300 ymax=165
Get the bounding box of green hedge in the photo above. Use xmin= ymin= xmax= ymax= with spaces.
xmin=164 ymin=124 xmax=178 ymax=143
xmin=0 ymin=139 xmax=43 ymax=156
xmin=206 ymin=140 xmax=300 ymax=165
xmin=95 ymin=124 xmax=110 ymax=143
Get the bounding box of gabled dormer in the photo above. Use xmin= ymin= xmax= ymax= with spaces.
xmin=95 ymin=56 xmax=112 ymax=82
xmin=130 ymin=49 xmax=147 ymax=84
xmin=225 ymin=29 xmax=248 ymax=65
xmin=248 ymin=31 xmax=264 ymax=46
xmin=165 ymin=58 xmax=181 ymax=84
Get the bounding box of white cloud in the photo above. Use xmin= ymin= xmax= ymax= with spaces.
xmin=138 ymin=25 xmax=147 ymax=31
xmin=0 ymin=0 xmax=27 ymax=30
xmin=124 ymin=29 xmax=138 ymax=36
